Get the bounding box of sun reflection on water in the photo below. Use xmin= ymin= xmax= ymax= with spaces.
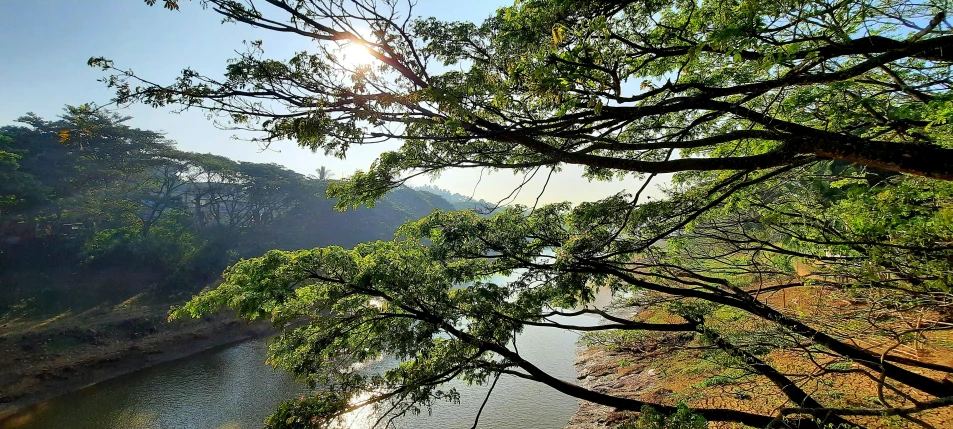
xmin=332 ymin=390 xmax=385 ymax=429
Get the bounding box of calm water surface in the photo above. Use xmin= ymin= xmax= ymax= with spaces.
xmin=10 ymin=276 xmax=602 ymax=429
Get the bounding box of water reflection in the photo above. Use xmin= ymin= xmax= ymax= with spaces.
xmin=6 ymin=279 xmax=608 ymax=428
xmin=6 ymin=339 xmax=308 ymax=429
xmin=330 ymin=313 xmax=592 ymax=429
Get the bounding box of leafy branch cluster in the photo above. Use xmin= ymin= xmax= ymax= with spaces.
xmin=99 ymin=0 xmax=953 ymax=427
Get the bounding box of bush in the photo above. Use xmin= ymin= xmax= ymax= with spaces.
xmin=621 ymin=403 xmax=706 ymax=429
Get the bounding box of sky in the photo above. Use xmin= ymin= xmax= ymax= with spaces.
xmin=0 ymin=0 xmax=662 ymax=206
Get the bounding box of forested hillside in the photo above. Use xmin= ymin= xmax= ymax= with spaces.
xmin=0 ymin=106 xmax=453 ymax=317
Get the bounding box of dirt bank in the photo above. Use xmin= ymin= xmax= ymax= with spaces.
xmin=565 ymin=302 xmax=650 ymax=429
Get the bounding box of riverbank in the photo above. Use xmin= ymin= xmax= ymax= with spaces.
xmin=564 ymin=286 xmax=953 ymax=429
xmin=566 ymin=345 xmax=654 ymax=429
xmin=0 ymin=301 xmax=272 ymax=425
xmin=565 ymin=302 xmax=646 ymax=429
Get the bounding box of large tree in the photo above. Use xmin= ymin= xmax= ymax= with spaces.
xmin=1 ymin=106 xmax=175 ymax=226
xmin=99 ymin=0 xmax=953 ymax=427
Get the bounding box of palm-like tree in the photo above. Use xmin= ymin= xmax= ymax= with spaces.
xmin=315 ymin=166 xmax=333 ymax=181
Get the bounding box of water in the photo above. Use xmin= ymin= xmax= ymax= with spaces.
xmin=6 ymin=280 xmax=606 ymax=429
xmin=6 ymin=340 xmax=308 ymax=429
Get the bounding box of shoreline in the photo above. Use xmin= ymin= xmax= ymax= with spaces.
xmin=565 ymin=299 xmax=645 ymax=429
xmin=0 ymin=315 xmax=272 ymax=425
xmin=565 ymin=343 xmax=654 ymax=429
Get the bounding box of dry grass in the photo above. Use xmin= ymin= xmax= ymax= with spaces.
xmin=587 ymin=285 xmax=953 ymax=428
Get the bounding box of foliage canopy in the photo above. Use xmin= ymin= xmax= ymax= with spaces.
xmin=100 ymin=0 xmax=953 ymax=427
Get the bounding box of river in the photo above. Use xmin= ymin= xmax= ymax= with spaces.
xmin=8 ymin=276 xmax=605 ymax=429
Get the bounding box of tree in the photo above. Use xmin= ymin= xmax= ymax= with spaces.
xmin=1 ymin=106 xmax=174 ymax=226
xmin=133 ymin=148 xmax=193 ymax=236
xmin=102 ymin=0 xmax=953 ymax=427
xmin=314 ymin=166 xmax=334 ymax=182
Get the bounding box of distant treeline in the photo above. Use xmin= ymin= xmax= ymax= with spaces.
xmin=0 ymin=106 xmax=454 ymax=315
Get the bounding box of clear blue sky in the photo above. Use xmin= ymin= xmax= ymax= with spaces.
xmin=0 ymin=0 xmax=659 ymax=205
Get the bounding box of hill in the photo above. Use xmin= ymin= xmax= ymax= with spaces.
xmin=412 ymin=184 xmax=495 ymax=212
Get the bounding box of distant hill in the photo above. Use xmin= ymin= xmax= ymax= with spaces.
xmin=273 ymin=184 xmax=456 ymax=250
xmin=412 ymin=184 xmax=496 ymax=212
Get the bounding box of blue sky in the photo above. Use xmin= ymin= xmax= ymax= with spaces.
xmin=0 ymin=0 xmax=659 ymax=205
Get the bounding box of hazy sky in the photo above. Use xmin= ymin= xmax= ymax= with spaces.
xmin=0 ymin=0 xmax=661 ymax=206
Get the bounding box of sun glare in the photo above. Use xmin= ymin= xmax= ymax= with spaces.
xmin=337 ymin=42 xmax=377 ymax=67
